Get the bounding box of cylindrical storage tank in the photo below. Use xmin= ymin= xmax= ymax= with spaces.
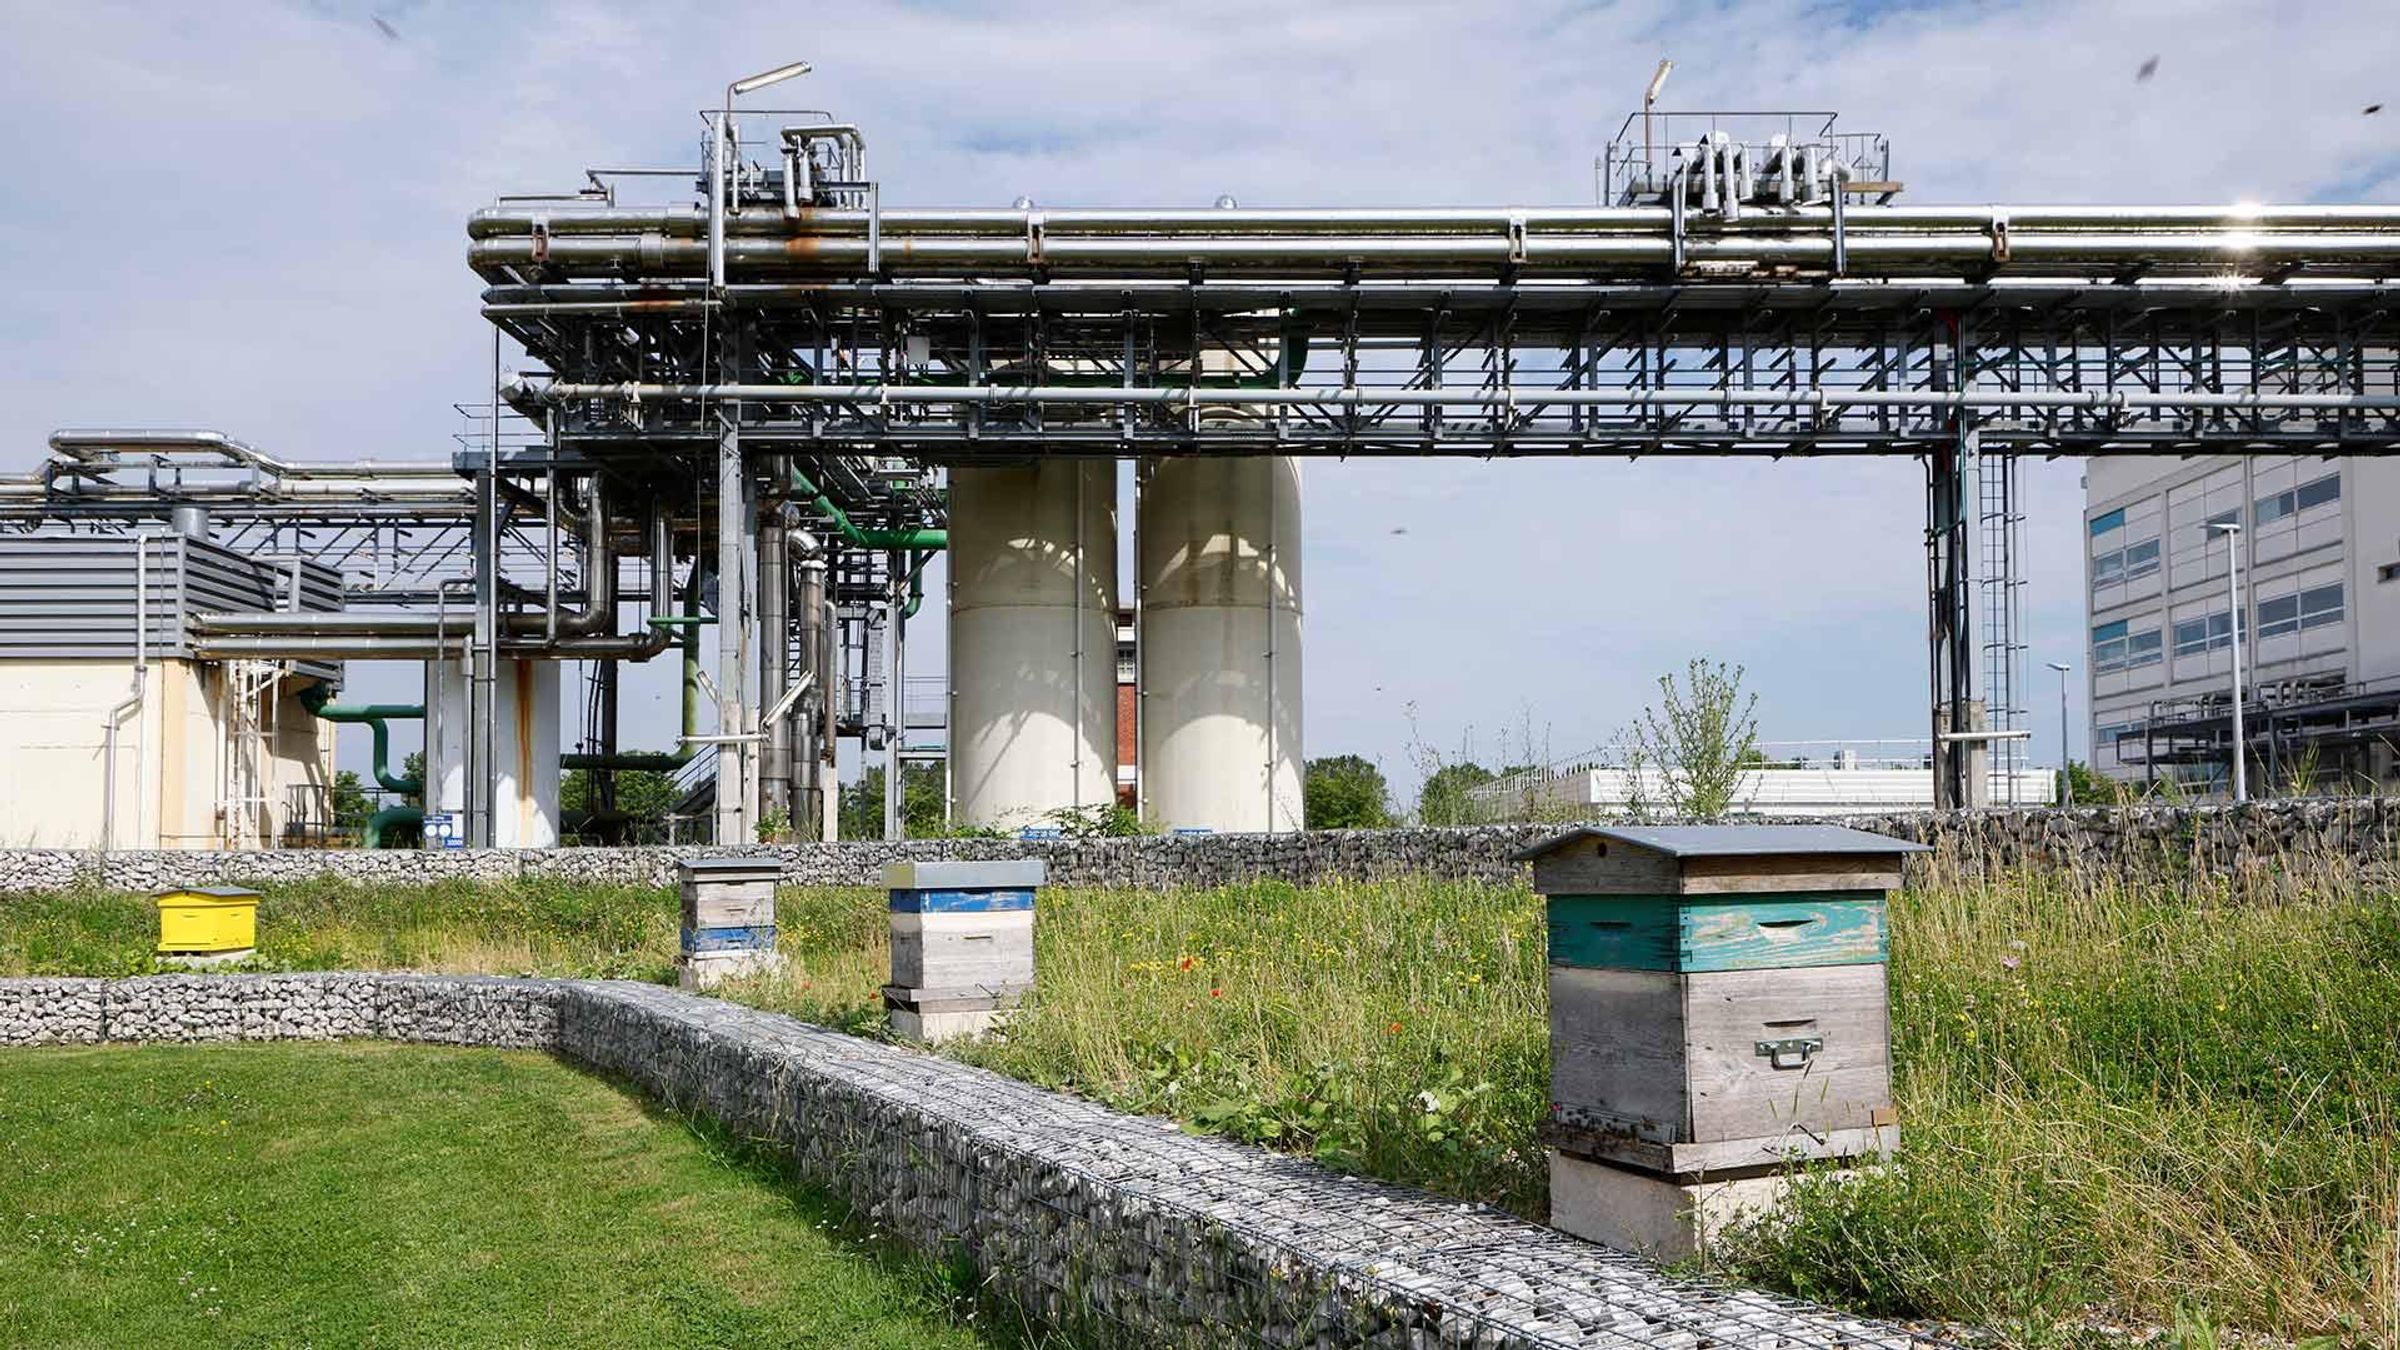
xmin=947 ymin=459 xmax=1118 ymax=829
xmin=1138 ymin=456 xmax=1302 ymax=833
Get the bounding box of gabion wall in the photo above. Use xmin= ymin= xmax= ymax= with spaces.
xmin=0 ymin=974 xmax=1946 ymax=1350
xmin=0 ymin=799 xmax=2394 ymax=896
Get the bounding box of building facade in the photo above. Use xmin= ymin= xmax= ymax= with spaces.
xmin=2085 ymin=454 xmax=2400 ymax=793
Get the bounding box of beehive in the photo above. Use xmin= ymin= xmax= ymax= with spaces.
xmin=882 ymin=859 xmax=1044 ymax=1041
xmin=155 ymin=887 xmax=260 ymax=958
xmin=675 ymin=857 xmax=783 ymax=989
xmin=1515 ymin=823 xmax=1923 ymax=1258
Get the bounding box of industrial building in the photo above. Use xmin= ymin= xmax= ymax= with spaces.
xmin=2086 ymin=453 xmax=2400 ymax=793
xmin=1468 ymin=744 xmax=2057 ymax=821
xmin=0 ymin=527 xmax=340 ymax=849
xmin=0 ymin=77 xmax=2395 ymax=850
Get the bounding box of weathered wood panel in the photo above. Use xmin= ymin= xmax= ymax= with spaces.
xmin=1683 ymin=964 xmax=1891 ymax=1143
xmin=1547 ymin=894 xmax=1886 ymax=972
xmin=1547 ymin=966 xmax=1688 ymax=1143
xmin=889 ymin=909 xmax=1035 ymax=991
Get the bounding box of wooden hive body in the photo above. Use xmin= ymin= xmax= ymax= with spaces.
xmin=1518 ymin=826 xmax=1918 ymax=1179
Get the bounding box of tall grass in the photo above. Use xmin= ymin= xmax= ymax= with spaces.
xmin=1721 ymin=857 xmax=2400 ymax=1344
xmin=3 ymin=857 xmax=2392 ymax=1340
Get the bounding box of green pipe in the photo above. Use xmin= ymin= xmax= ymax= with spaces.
xmin=785 ymin=464 xmax=947 ymax=551
xmin=900 ymin=548 xmax=933 ymax=620
xmin=363 ymin=804 xmax=423 ymax=850
xmin=299 ymin=684 xmax=424 ymax=797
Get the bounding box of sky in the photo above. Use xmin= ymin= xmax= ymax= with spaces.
xmin=2 ymin=0 xmax=2394 ymax=808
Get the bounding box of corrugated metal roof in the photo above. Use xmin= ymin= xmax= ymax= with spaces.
xmin=1512 ymin=823 xmax=1928 ymax=861
xmin=0 ymin=531 xmax=340 ymax=680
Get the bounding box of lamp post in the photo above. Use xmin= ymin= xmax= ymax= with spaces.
xmin=1643 ymin=59 xmax=1673 ymax=179
xmin=2207 ymin=520 xmax=2247 ymax=802
xmin=2046 ymin=661 xmax=2072 ymax=807
xmin=711 ymin=60 xmax=814 ymax=291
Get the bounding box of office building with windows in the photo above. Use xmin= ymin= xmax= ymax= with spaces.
xmin=2085 ymin=455 xmax=2400 ymax=793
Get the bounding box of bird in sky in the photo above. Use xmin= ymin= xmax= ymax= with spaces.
xmin=2136 ymin=56 xmax=2159 ymax=82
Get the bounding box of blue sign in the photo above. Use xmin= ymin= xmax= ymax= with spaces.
xmin=1018 ymin=826 xmax=1063 ymax=841
xmin=1171 ymin=827 xmax=1214 ymax=838
xmin=422 ymin=812 xmax=465 ymax=850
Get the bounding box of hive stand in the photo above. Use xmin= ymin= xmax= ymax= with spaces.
xmin=882 ymin=859 xmax=1044 ymax=1041
xmin=1514 ymin=824 xmax=1926 ymax=1261
xmin=676 ymin=858 xmax=783 ymax=990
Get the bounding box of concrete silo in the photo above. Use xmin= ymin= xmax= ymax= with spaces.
xmin=946 ymin=459 xmax=1119 ymax=829
xmin=1137 ymin=456 xmax=1303 ymax=833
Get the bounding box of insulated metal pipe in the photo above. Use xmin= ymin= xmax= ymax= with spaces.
xmin=522 ymin=380 xmax=2400 ymax=413
xmin=758 ymin=503 xmax=789 ymax=822
xmin=468 ymin=202 xmax=2400 ymax=238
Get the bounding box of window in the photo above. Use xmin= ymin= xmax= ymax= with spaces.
xmin=2123 ymin=537 xmax=2160 ymax=579
xmin=2296 ymin=473 xmax=2342 ymax=512
xmin=2127 ymin=628 xmax=2164 ymax=668
xmin=2093 ymin=620 xmax=2128 ymax=673
xmin=2254 ymin=471 xmax=2341 ymax=525
xmin=2090 ymin=508 xmax=2126 ymax=538
xmin=2174 ymin=610 xmax=2232 ymax=657
xmin=2258 ymin=594 xmax=2300 ymax=638
xmin=2378 ymin=560 xmax=2400 ymax=585
xmin=2301 ymin=583 xmax=2344 ymax=630
xmin=2205 ymin=506 xmax=2242 ymax=529
xmin=2258 ymin=582 xmax=2345 ymax=638
xmin=2095 ymin=620 xmax=2161 ymax=673
xmin=2090 ymin=535 xmax=2160 ymax=589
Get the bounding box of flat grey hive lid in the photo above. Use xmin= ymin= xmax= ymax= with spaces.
xmin=157 ymin=885 xmax=263 ymax=899
xmin=676 ymin=856 xmax=783 ymax=877
xmin=1511 ymin=823 xmax=1928 ymax=862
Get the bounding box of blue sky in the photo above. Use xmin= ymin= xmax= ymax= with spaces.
xmin=2 ymin=0 xmax=2393 ymax=806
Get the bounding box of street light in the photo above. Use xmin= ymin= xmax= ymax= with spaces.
xmin=1643 ymin=59 xmax=1674 ymax=176
xmin=2046 ymin=661 xmax=2072 ymax=807
xmin=2207 ymin=519 xmax=2247 ymax=802
xmin=711 ymin=60 xmax=815 ymax=289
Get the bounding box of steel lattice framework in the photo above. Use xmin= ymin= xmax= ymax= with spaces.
xmin=9 ymin=105 xmax=2400 ymax=835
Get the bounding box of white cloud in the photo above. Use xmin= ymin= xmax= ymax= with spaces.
xmin=0 ymin=0 xmax=2389 ymax=802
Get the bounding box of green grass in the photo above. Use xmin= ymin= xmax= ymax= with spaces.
xmin=0 ymin=1040 xmax=1008 ymax=1349
xmin=4 ymin=862 xmax=2394 ymax=1343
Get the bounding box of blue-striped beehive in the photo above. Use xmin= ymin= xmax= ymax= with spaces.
xmin=676 ymin=857 xmax=783 ymax=989
xmin=882 ymin=859 xmax=1044 ymax=1040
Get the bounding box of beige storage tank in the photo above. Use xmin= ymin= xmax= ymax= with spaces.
xmin=1138 ymin=456 xmax=1303 ymax=833
xmin=946 ymin=460 xmax=1118 ymax=829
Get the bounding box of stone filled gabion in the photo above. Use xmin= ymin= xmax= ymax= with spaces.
xmin=0 ymin=799 xmax=2385 ymax=897
xmin=1 ymin=972 xmax=1953 ymax=1350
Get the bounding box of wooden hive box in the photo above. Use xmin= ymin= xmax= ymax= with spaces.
xmin=883 ymin=859 xmax=1045 ymax=1041
xmin=882 ymin=859 xmax=1043 ymax=995
xmin=1515 ymin=824 xmax=1923 ymax=1178
xmin=155 ymin=887 xmax=261 ymax=956
xmin=676 ymin=857 xmax=781 ymax=936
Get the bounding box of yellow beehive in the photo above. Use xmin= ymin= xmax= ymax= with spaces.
xmin=155 ymin=887 xmax=260 ymax=955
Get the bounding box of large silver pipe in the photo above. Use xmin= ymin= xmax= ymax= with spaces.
xmin=47 ymin=429 xmax=463 ymax=479
xmin=193 ymin=633 xmax=670 ymax=660
xmin=469 ymin=202 xmax=2400 ymax=239
xmin=468 ymin=230 xmax=2400 ymax=278
xmin=522 ymin=379 xmax=2400 ymax=412
xmin=758 ymin=504 xmax=789 ymax=821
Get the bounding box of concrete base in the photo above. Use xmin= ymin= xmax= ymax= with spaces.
xmin=157 ymin=948 xmax=256 ymax=969
xmin=677 ymin=950 xmax=783 ymax=991
xmin=889 ymin=1005 xmax=1007 ymax=1042
xmin=1549 ymin=1150 xmax=1812 ymax=1262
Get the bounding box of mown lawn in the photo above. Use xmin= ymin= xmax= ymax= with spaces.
xmin=0 ymin=1040 xmax=1004 ymax=1349
xmin=4 ymin=861 xmax=2394 ymax=1344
